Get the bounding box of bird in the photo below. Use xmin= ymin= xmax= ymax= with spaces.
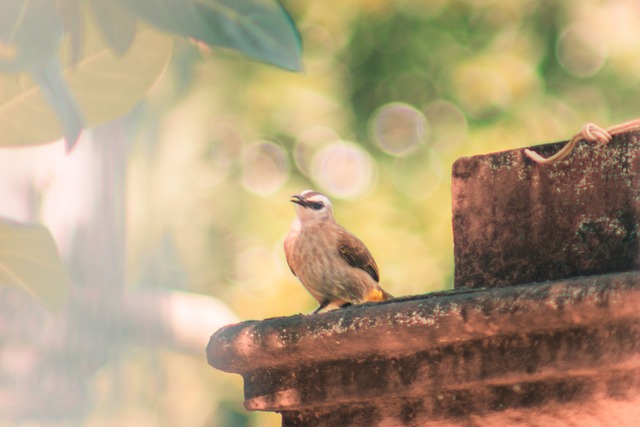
xmin=284 ymin=190 xmax=393 ymax=313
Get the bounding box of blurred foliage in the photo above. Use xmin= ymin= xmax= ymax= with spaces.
xmin=0 ymin=0 xmax=300 ymax=314
xmin=0 ymin=219 xmax=69 ymax=311
xmin=5 ymin=0 xmax=640 ymax=426
xmin=0 ymin=23 xmax=172 ymax=147
xmin=0 ymin=0 xmax=301 ymax=149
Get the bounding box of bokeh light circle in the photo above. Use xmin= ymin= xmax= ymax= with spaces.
xmin=392 ymin=146 xmax=444 ymax=200
xmin=556 ymin=24 xmax=607 ymax=78
xmin=454 ymin=65 xmax=512 ymax=118
xmin=241 ymin=141 xmax=289 ymax=196
xmin=370 ymin=102 xmax=428 ymax=156
xmin=208 ymin=121 xmax=244 ymax=185
xmin=311 ymin=141 xmax=376 ymax=198
xmin=423 ymin=100 xmax=468 ymax=152
xmin=293 ymin=126 xmax=340 ymax=177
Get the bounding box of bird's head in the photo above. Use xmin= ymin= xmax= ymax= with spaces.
xmin=290 ymin=190 xmax=334 ymax=223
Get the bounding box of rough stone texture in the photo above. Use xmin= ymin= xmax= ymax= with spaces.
xmin=452 ymin=131 xmax=640 ymax=289
xmin=208 ymin=272 xmax=640 ymax=426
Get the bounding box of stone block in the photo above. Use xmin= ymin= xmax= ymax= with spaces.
xmin=452 ymin=131 xmax=640 ymax=289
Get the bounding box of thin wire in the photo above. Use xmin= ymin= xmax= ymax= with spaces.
xmin=524 ymin=119 xmax=640 ymax=165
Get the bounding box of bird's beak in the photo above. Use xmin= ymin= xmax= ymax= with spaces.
xmin=290 ymin=194 xmax=308 ymax=207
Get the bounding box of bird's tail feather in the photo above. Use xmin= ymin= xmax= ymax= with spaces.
xmin=365 ymin=287 xmax=394 ymax=302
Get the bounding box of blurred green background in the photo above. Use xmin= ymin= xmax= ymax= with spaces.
xmin=2 ymin=0 xmax=640 ymax=426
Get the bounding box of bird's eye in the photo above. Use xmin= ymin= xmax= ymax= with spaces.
xmin=311 ymin=202 xmax=324 ymax=210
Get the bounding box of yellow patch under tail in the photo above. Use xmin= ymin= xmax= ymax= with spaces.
xmin=364 ymin=288 xmax=392 ymax=302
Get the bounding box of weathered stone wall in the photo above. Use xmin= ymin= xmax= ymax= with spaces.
xmin=453 ymin=131 xmax=640 ymax=289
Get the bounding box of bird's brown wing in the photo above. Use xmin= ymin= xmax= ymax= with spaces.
xmin=283 ymin=236 xmax=297 ymax=277
xmin=336 ymin=228 xmax=380 ymax=283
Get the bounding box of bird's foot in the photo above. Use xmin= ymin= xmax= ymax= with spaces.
xmin=312 ymin=299 xmax=331 ymax=314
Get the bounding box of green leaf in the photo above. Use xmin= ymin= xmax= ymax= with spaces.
xmin=0 ymin=0 xmax=62 ymax=72
xmin=32 ymin=55 xmax=85 ymax=151
xmin=0 ymin=23 xmax=173 ymax=147
xmin=0 ymin=0 xmax=85 ymax=149
xmin=0 ymin=219 xmax=70 ymax=312
xmin=117 ymin=0 xmax=302 ymax=71
xmin=88 ymin=0 xmax=137 ymax=56
xmin=57 ymin=0 xmax=84 ymax=65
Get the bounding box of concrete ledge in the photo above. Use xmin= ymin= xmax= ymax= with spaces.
xmin=207 ymin=271 xmax=640 ymax=426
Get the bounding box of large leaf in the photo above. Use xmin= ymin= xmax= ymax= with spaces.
xmin=0 ymin=0 xmax=300 ymax=149
xmin=31 ymin=55 xmax=85 ymax=151
xmin=88 ymin=0 xmax=137 ymax=55
xmin=0 ymin=0 xmax=85 ymax=149
xmin=117 ymin=0 xmax=302 ymax=71
xmin=0 ymin=219 xmax=70 ymax=311
xmin=0 ymin=0 xmax=62 ymax=73
xmin=0 ymin=21 xmax=172 ymax=148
